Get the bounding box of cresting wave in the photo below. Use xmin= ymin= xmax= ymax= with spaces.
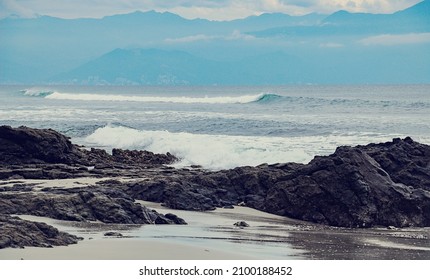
xmin=20 ymin=89 xmax=281 ymax=104
xmin=83 ymin=125 xmax=400 ymax=170
xmin=20 ymin=89 xmax=54 ymax=97
xmin=19 ymin=89 xmax=430 ymax=109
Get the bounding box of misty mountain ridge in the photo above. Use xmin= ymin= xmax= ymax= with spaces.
xmin=54 ymin=45 xmax=430 ymax=85
xmin=253 ymin=0 xmax=430 ymax=38
xmin=1 ymin=1 xmax=429 ymax=85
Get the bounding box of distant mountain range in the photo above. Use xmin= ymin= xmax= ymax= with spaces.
xmin=252 ymin=1 xmax=430 ymax=37
xmin=1 ymin=0 xmax=429 ymax=85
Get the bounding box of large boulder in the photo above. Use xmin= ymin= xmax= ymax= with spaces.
xmin=0 ymin=125 xmax=84 ymax=164
xmin=261 ymin=144 xmax=430 ymax=227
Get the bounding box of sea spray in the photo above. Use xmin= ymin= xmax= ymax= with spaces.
xmin=84 ymin=125 xmax=403 ymax=170
xmin=84 ymin=125 xmax=311 ymax=170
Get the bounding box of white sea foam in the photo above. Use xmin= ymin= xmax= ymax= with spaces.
xmin=45 ymin=92 xmax=277 ymax=104
xmin=84 ymin=125 xmax=403 ymax=170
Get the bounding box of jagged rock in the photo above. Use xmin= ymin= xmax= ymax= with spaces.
xmin=112 ymin=148 xmax=177 ymax=165
xmin=126 ymin=138 xmax=430 ymax=228
xmin=234 ymin=221 xmax=250 ymax=227
xmin=0 ymin=125 xmax=85 ymax=165
xmin=104 ymin=232 xmax=123 ymax=237
xmin=360 ymin=137 xmax=430 ymax=191
xmin=259 ymin=145 xmax=430 ymax=227
xmin=149 ymin=211 xmax=188 ymax=225
xmin=0 ymin=214 xmax=81 ymax=249
xmin=0 ymin=125 xmax=178 ymax=170
xmin=0 ymin=186 xmax=187 ymax=225
xmin=164 ymin=213 xmax=187 ymax=225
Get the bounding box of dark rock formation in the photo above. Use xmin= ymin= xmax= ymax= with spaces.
xmin=0 ymin=185 xmax=186 ymax=225
xmin=260 ymin=143 xmax=430 ymax=228
xmin=0 ymin=125 xmax=177 ymax=168
xmin=0 ymin=214 xmax=81 ymax=249
xmin=234 ymin=221 xmax=250 ymax=227
xmin=163 ymin=213 xmax=187 ymax=225
xmin=0 ymin=126 xmax=187 ymax=249
xmin=125 ymin=138 xmax=430 ymax=228
xmin=104 ymin=232 xmax=123 ymax=237
xmin=360 ymin=137 xmax=430 ymax=191
xmin=112 ymin=148 xmax=177 ymax=165
xmin=1 ymin=126 xmax=430 ymax=229
xmin=0 ymin=125 xmax=85 ymax=165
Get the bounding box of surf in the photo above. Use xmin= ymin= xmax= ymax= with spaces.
xmin=84 ymin=125 xmax=312 ymax=170
xmin=20 ymin=89 xmax=55 ymax=97
xmin=83 ymin=125 xmax=402 ymax=171
xmin=20 ymin=89 xmax=282 ymax=104
xmin=254 ymin=93 xmax=282 ymax=103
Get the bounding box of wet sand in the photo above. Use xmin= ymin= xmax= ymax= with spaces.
xmin=1 ymin=178 xmax=430 ymax=260
xmin=0 ymin=238 xmax=251 ymax=260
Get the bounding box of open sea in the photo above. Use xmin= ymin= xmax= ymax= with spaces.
xmin=1 ymin=84 xmax=429 ymax=170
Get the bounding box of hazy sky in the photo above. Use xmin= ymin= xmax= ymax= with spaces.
xmin=0 ymin=0 xmax=423 ymax=20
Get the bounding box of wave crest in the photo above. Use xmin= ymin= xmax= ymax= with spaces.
xmin=254 ymin=93 xmax=282 ymax=103
xmin=20 ymin=89 xmax=55 ymax=97
xmin=21 ymin=90 xmax=281 ymax=104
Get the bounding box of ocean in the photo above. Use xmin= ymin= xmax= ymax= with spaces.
xmin=1 ymin=84 xmax=429 ymax=170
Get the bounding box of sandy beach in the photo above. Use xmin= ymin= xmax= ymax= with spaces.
xmin=0 ymin=207 xmax=291 ymax=260
xmin=0 ymin=237 xmax=251 ymax=260
xmin=0 ymin=179 xmax=303 ymax=260
xmin=1 ymin=177 xmax=430 ymax=260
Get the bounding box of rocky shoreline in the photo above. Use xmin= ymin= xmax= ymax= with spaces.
xmin=1 ymin=125 xmax=430 ymax=249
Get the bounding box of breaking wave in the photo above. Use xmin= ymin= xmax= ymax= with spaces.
xmin=19 ymin=88 xmax=429 ymax=109
xmin=254 ymin=93 xmax=283 ymax=103
xmin=20 ymin=89 xmax=55 ymax=97
xmin=83 ymin=125 xmax=399 ymax=170
xmin=84 ymin=125 xmax=312 ymax=170
xmin=21 ymin=90 xmax=281 ymax=104
xmin=18 ymin=89 xmax=293 ymax=106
